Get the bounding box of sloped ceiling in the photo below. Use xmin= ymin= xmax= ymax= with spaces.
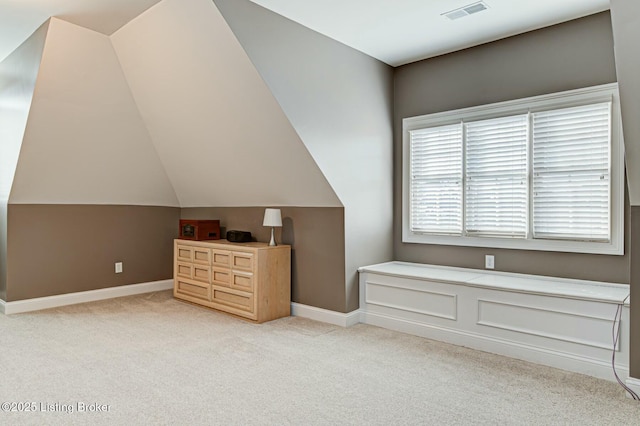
xmin=0 ymin=21 xmax=48 ymax=202
xmin=0 ymin=0 xmax=163 ymax=62
xmin=111 ymin=0 xmax=340 ymax=208
xmin=9 ymin=18 xmax=179 ymax=206
xmin=6 ymin=0 xmax=339 ymax=208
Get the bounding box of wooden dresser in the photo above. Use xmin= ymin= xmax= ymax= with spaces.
xmin=173 ymin=239 xmax=291 ymax=323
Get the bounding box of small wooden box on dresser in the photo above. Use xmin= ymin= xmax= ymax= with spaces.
xmin=173 ymin=239 xmax=291 ymax=323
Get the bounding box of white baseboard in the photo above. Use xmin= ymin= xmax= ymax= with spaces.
xmin=361 ymin=310 xmax=626 ymax=382
xmin=0 ymin=280 xmax=173 ymax=315
xmin=291 ymin=302 xmax=361 ymax=327
xmin=626 ymin=377 xmax=640 ymax=399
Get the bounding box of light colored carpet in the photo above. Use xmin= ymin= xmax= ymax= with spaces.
xmin=0 ymin=290 xmax=639 ymax=425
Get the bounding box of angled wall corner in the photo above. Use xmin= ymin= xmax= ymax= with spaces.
xmin=610 ymin=0 xmax=640 ymax=206
xmin=213 ymin=0 xmax=394 ymax=312
xmin=0 ymin=20 xmax=49 ymax=202
xmin=0 ymin=20 xmax=50 ymax=301
xmin=9 ymin=18 xmax=178 ymax=206
xmin=610 ymin=0 xmax=640 ymax=379
xmin=4 ymin=18 xmax=180 ymax=302
xmin=110 ymin=0 xmax=340 ymax=208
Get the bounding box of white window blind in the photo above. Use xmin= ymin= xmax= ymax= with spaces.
xmin=465 ymin=115 xmax=529 ymax=237
xmin=410 ymin=124 xmax=462 ymax=235
xmin=532 ymin=102 xmax=611 ymax=242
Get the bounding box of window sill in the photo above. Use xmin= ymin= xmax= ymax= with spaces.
xmin=402 ymin=231 xmax=624 ymax=256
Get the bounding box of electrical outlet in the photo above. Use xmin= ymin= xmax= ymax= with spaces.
xmin=115 ymin=262 xmax=123 ymax=274
xmin=485 ymin=255 xmax=495 ymax=270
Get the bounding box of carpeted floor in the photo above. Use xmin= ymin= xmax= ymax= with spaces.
xmin=1 ymin=290 xmax=639 ymax=425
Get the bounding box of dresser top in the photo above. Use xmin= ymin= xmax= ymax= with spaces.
xmin=175 ymin=239 xmax=290 ymax=249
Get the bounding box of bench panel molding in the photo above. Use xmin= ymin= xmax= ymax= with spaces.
xmin=358 ymin=261 xmax=631 ymax=384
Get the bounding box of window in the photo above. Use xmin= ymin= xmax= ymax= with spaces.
xmin=464 ymin=115 xmax=528 ymax=238
xmin=532 ymin=103 xmax=611 ymax=242
xmin=409 ymin=124 xmax=462 ymax=235
xmin=402 ymin=84 xmax=624 ymax=255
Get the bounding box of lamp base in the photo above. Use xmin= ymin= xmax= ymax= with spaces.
xmin=269 ymin=227 xmax=277 ymax=246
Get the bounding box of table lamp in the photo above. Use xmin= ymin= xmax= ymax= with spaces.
xmin=263 ymin=208 xmax=282 ymax=246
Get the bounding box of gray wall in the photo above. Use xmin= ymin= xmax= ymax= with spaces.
xmin=394 ymin=11 xmax=629 ymax=283
xmin=0 ymin=202 xmax=6 ymax=301
xmin=5 ymin=205 xmax=344 ymax=311
xmin=6 ymin=205 xmax=179 ymax=301
xmin=181 ymin=207 xmax=346 ymax=312
xmin=631 ymin=207 xmax=640 ymax=376
xmin=214 ymin=0 xmax=394 ymax=312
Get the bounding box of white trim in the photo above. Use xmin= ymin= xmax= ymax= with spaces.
xmin=0 ymin=280 xmax=173 ymax=315
xmin=362 ymin=310 xmax=627 ymax=382
xmin=366 ymin=280 xmax=457 ymax=320
xmin=625 ymin=377 xmax=640 ymax=399
xmin=291 ymin=302 xmax=361 ymax=327
xmin=476 ymin=298 xmax=617 ymax=351
xmin=402 ymin=83 xmax=624 ymax=255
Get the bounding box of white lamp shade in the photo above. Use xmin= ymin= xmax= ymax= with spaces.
xmin=263 ymin=208 xmax=282 ymax=227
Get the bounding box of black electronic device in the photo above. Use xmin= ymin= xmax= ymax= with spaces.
xmin=226 ymin=230 xmax=252 ymax=243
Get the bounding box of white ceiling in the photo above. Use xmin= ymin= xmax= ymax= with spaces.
xmin=0 ymin=0 xmax=609 ymax=66
xmin=249 ymin=0 xmax=610 ymax=66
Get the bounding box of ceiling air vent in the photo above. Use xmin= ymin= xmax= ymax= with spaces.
xmin=442 ymin=1 xmax=489 ymax=20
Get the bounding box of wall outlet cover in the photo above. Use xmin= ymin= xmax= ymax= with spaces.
xmin=485 ymin=255 xmax=495 ymax=269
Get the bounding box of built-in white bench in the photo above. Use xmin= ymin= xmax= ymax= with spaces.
xmin=358 ymin=261 xmax=631 ymax=384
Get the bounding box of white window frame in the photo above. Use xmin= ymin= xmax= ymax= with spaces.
xmin=402 ymin=83 xmax=624 ymax=255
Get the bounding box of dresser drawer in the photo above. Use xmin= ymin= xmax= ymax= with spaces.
xmin=176 ymin=246 xmax=193 ymax=263
xmin=175 ymin=279 xmax=210 ymax=301
xmin=232 ymin=252 xmax=254 ymax=272
xmin=230 ymin=271 xmax=253 ymax=293
xmin=211 ymin=286 xmax=254 ymax=313
xmin=192 ymin=247 xmax=211 ymax=265
xmin=212 ymin=250 xmax=231 ymax=268
xmin=176 ymin=262 xmax=192 ymax=279
xmin=211 ymin=267 xmax=231 ymax=287
xmin=193 ymin=264 xmax=211 ymax=284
